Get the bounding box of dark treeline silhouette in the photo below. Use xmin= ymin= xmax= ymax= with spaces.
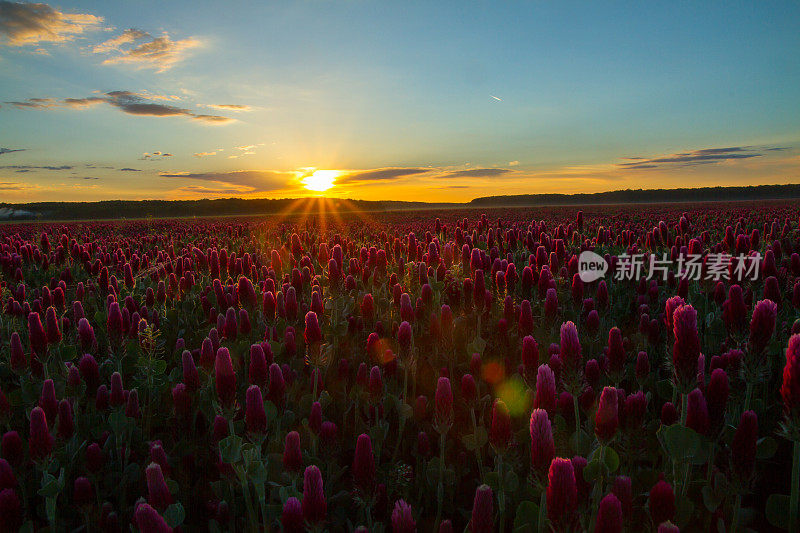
xmin=469 ymin=183 xmax=800 ymax=206
xmin=0 ymin=198 xmax=455 ymax=221
xmin=2 ymin=183 xmax=800 ymax=221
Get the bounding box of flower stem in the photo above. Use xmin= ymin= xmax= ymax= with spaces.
xmin=435 ymin=432 xmax=446 ymax=528
xmin=731 ymin=493 xmax=742 ymax=533
xmin=680 ymin=393 xmax=688 ymax=426
xmin=743 ymin=381 xmax=753 ymax=412
xmin=470 ymin=408 xmax=485 ymax=479
xmin=791 ymin=440 xmax=800 ymax=531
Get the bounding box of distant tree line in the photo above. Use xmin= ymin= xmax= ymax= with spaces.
xmin=469 ymin=183 xmax=800 ymax=206
xmin=0 ymin=198 xmax=453 ymax=221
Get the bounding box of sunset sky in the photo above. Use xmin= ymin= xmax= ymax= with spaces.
xmin=1 ymin=1 xmax=799 ymax=203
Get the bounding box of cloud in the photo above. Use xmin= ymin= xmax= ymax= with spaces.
xmin=443 ymin=168 xmax=513 ymax=178
xmin=118 ymin=167 xmax=141 ymax=171
xmin=68 ymin=176 xmax=100 ymax=180
xmin=177 ymin=185 xmax=250 ymax=196
xmin=0 ymin=1 xmax=104 ymax=47
xmin=0 ymin=181 xmax=36 ymax=190
xmin=337 ymin=167 xmax=432 ymax=183
xmin=191 ymin=114 xmax=233 ymax=124
xmin=5 ymin=97 xmax=57 ymax=108
xmin=141 ymin=151 xmax=173 ymax=160
xmin=616 ymin=146 xmax=773 ymax=170
xmin=0 ymin=147 xmax=26 ymax=155
xmin=508 ymin=160 xmax=519 ymax=166
xmin=62 ymin=97 xmax=105 ymax=108
xmin=95 ymin=29 xmax=201 ymax=72
xmin=201 ymin=104 xmax=252 ymax=112
xmin=91 ymin=28 xmax=149 ymax=53
xmin=194 ymin=151 xmax=216 ymax=158
xmin=160 ymin=170 xmax=296 ymax=193
xmin=0 ymin=164 xmax=72 ymax=170
xmin=104 ymin=90 xmax=193 ymax=117
xmin=4 ymin=91 xmax=234 ymax=124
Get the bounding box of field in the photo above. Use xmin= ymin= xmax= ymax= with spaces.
xmin=1 ymin=202 xmax=799 ymax=532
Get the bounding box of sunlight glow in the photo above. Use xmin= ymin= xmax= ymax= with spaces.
xmin=303 ymin=169 xmax=340 ymax=192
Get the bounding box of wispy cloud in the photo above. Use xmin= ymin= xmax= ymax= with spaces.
xmin=616 ymin=146 xmax=781 ymax=170
xmin=91 ymin=28 xmax=149 ymax=53
xmin=0 ymin=181 xmax=38 ymax=191
xmin=442 ymin=168 xmax=513 ymax=178
xmin=5 ymin=97 xmax=58 ymax=109
xmin=4 ymin=91 xmax=234 ymax=124
xmin=94 ymin=29 xmax=201 ymax=72
xmin=0 ymin=1 xmax=103 ymax=47
xmin=201 ymin=104 xmax=252 ymax=112
xmin=0 ymin=147 xmax=26 ymax=155
xmin=337 ymin=167 xmax=432 ymax=183
xmin=0 ymin=164 xmax=72 ymax=171
xmin=194 ymin=151 xmax=217 ymax=158
xmin=160 ymin=170 xmax=297 ymax=193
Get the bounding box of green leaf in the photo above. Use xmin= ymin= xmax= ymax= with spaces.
xmin=109 ymin=409 xmax=127 ymax=435
xmin=661 ymin=424 xmax=701 ymax=461
xmin=583 ymin=458 xmax=602 ymax=482
xmin=462 ymin=434 xmax=477 ymax=451
xmin=467 ymin=336 xmax=487 ymax=355
xmin=164 ymin=503 xmax=186 ymax=528
xmin=264 ymin=401 xmax=278 ymax=424
xmin=249 ymin=460 xmax=268 ymax=485
xmin=756 ymin=437 xmax=777 ymax=460
xmin=38 ymin=472 xmax=63 ymax=498
xmin=152 ymin=359 xmax=167 ymax=374
xmin=765 ymin=493 xmax=790 ymax=530
xmin=512 ymin=501 xmax=539 ymax=532
xmin=656 ymin=379 xmax=674 ymax=399
xmin=483 ymin=471 xmax=501 ymax=492
xmin=398 ymin=402 xmax=413 ymax=421
xmin=601 ymin=447 xmax=619 ymax=473
xmin=218 ymin=435 xmax=243 ymax=464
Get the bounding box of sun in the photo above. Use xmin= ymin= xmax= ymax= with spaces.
xmin=302 ymin=169 xmax=339 ymax=192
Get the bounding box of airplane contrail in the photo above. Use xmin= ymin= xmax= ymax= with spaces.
xmin=490 ymin=95 xmax=502 ymax=101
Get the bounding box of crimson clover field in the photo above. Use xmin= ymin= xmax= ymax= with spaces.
xmin=1 ymin=202 xmax=800 ymax=532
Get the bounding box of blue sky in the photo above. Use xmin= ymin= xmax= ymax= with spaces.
xmin=1 ymin=0 xmax=799 ymax=202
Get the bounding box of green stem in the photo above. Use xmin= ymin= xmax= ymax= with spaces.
xmin=731 ymin=493 xmax=742 ymax=533
xmin=435 ymin=432 xmax=446 ymax=528
xmin=743 ymin=381 xmax=753 ymax=412
xmin=470 ymin=408 xmax=485 ymax=479
xmin=391 ymin=367 xmax=409 ymax=464
xmin=497 ymin=452 xmax=506 ymax=533
xmin=239 ymin=474 xmax=257 ymax=532
xmin=680 ymin=393 xmax=688 ymax=426
xmin=573 ymin=394 xmax=581 ymax=443
xmin=791 ymin=440 xmax=800 ymax=531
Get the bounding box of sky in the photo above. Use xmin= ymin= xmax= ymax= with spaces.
xmin=1 ymin=0 xmax=799 ymax=203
